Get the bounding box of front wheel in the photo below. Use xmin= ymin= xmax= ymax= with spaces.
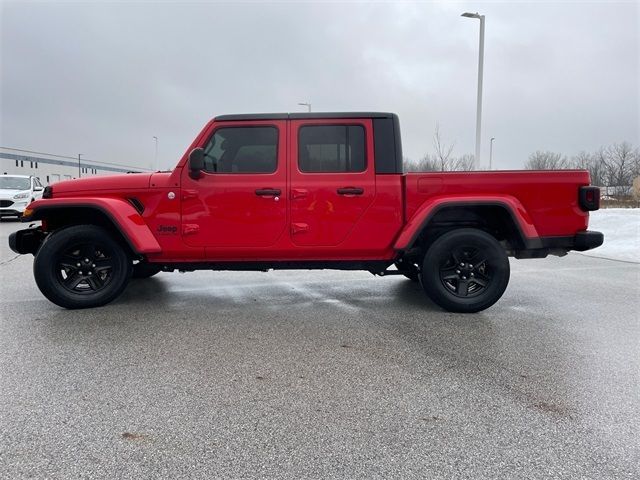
xmin=420 ymin=228 xmax=510 ymax=313
xmin=34 ymin=225 xmax=132 ymax=309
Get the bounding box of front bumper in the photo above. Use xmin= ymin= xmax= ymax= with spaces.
xmin=0 ymin=200 xmax=28 ymax=216
xmin=8 ymin=227 xmax=45 ymax=255
xmin=0 ymin=209 xmax=23 ymax=217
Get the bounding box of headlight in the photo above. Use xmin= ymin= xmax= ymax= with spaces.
xmin=13 ymin=192 xmax=30 ymax=199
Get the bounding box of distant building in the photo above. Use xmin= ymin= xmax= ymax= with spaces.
xmin=0 ymin=147 xmax=152 ymax=185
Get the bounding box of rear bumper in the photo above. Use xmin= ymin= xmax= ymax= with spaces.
xmin=573 ymin=231 xmax=605 ymax=251
xmin=538 ymin=230 xmax=604 ymax=252
xmin=517 ymin=230 xmax=604 ymax=258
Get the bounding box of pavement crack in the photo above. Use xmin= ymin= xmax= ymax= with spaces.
xmin=0 ymin=254 xmax=21 ymax=266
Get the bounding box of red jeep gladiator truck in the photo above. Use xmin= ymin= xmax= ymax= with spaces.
xmin=9 ymin=112 xmax=603 ymax=312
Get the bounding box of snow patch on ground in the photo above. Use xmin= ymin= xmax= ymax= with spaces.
xmin=580 ymin=208 xmax=639 ymax=263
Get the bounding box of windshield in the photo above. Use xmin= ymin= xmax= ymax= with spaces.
xmin=0 ymin=177 xmax=30 ymax=190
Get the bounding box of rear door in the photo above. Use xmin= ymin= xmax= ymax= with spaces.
xmin=289 ymin=119 xmax=376 ymax=246
xmin=181 ymin=121 xmax=287 ymax=248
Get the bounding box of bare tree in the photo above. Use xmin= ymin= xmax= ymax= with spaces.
xmin=449 ymin=153 xmax=475 ymax=171
xmin=432 ymin=124 xmax=455 ymax=171
xmin=525 ymin=151 xmax=569 ymax=170
xmin=404 ymin=124 xmax=475 ymax=172
xmin=601 ymin=142 xmax=636 ymax=196
xmin=405 ymin=154 xmax=439 ymax=172
xmin=571 ymin=151 xmax=604 ymax=186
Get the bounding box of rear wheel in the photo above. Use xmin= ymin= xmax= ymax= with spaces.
xmin=33 ymin=225 xmax=132 ymax=309
xmin=420 ymin=228 xmax=509 ymax=313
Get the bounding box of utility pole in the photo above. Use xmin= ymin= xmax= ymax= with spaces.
xmin=153 ymin=136 xmax=158 ymax=170
xmin=489 ymin=137 xmax=495 ymax=170
xmin=78 ymin=153 xmax=82 ymax=178
xmin=298 ymin=102 xmax=312 ymax=112
xmin=461 ymin=12 xmax=485 ymax=169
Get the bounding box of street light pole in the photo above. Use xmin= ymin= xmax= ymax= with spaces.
xmin=78 ymin=153 xmax=82 ymax=178
xmin=489 ymin=137 xmax=495 ymax=170
xmin=298 ymin=102 xmax=312 ymax=112
xmin=462 ymin=12 xmax=485 ymax=169
xmin=153 ymin=136 xmax=158 ymax=170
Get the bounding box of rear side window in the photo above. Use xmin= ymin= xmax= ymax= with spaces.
xmin=298 ymin=125 xmax=366 ymax=173
xmin=202 ymin=126 xmax=278 ymax=173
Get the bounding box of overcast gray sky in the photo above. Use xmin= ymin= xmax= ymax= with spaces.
xmin=1 ymin=0 xmax=638 ymax=170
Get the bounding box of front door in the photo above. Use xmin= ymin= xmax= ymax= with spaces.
xmin=289 ymin=119 xmax=376 ymax=246
xmin=181 ymin=121 xmax=287 ymax=248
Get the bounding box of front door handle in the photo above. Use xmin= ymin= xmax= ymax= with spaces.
xmin=255 ymin=188 xmax=281 ymax=196
xmin=337 ymin=187 xmax=364 ymax=196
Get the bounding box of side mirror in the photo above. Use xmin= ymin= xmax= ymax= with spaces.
xmin=188 ymin=148 xmax=205 ymax=179
xmin=34 ymin=186 xmax=44 ymax=192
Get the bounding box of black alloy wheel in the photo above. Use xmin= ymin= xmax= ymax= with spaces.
xmin=438 ymin=246 xmax=491 ymax=298
xmin=421 ymin=228 xmax=510 ymax=313
xmin=56 ymin=244 xmax=115 ymax=294
xmin=34 ymin=225 xmax=132 ymax=309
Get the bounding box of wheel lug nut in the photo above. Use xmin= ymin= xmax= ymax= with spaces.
xmin=92 ymin=264 xmax=96 ymax=268
xmin=462 ymin=276 xmax=467 ymax=280
xmin=79 ymin=271 xmax=83 ymax=275
xmin=459 ymin=262 xmax=464 ymax=267
xmin=84 ymin=258 xmax=89 ymax=262
xmin=469 ymin=264 xmax=473 ymax=269
xmin=470 ymin=272 xmax=474 ymax=277
xmin=456 ymin=270 xmax=461 ymax=274
xmin=88 ymin=272 xmax=92 ymax=275
xmin=76 ymin=263 xmax=81 ymax=267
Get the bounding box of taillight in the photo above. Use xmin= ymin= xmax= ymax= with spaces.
xmin=579 ymin=186 xmax=600 ymax=211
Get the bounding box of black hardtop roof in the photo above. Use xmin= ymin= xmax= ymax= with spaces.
xmin=214 ymin=112 xmax=397 ymax=121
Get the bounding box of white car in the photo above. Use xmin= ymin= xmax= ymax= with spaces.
xmin=0 ymin=175 xmax=45 ymax=219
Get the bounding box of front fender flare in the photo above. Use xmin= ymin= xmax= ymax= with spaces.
xmin=23 ymin=197 xmax=162 ymax=255
xmin=394 ymin=195 xmax=540 ymax=251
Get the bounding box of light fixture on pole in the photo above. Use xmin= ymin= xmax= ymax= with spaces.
xmin=298 ymin=102 xmax=312 ymax=112
xmin=461 ymin=11 xmax=485 ymax=169
xmin=489 ymin=137 xmax=495 ymax=170
xmin=153 ymin=136 xmax=158 ymax=171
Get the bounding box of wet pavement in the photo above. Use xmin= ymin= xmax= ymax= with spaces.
xmin=1 ymin=219 xmax=638 ymax=479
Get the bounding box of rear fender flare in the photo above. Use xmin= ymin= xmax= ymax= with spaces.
xmin=394 ymin=195 xmax=540 ymax=251
xmin=23 ymin=197 xmax=162 ymax=255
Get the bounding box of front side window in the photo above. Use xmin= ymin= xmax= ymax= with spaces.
xmin=298 ymin=125 xmax=366 ymax=173
xmin=202 ymin=126 xmax=278 ymax=174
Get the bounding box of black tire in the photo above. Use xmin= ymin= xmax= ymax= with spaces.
xmin=132 ymin=262 xmax=162 ymax=279
xmin=420 ymin=228 xmax=510 ymax=313
xmin=33 ymin=225 xmax=132 ymax=309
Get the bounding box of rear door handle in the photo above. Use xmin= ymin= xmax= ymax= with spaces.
xmin=255 ymin=188 xmax=281 ymax=196
xmin=337 ymin=187 xmax=364 ymax=195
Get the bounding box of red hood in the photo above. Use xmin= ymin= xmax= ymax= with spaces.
xmin=52 ymin=173 xmax=154 ymax=194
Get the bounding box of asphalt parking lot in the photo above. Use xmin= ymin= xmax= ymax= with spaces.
xmin=1 ymin=219 xmax=638 ymax=479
